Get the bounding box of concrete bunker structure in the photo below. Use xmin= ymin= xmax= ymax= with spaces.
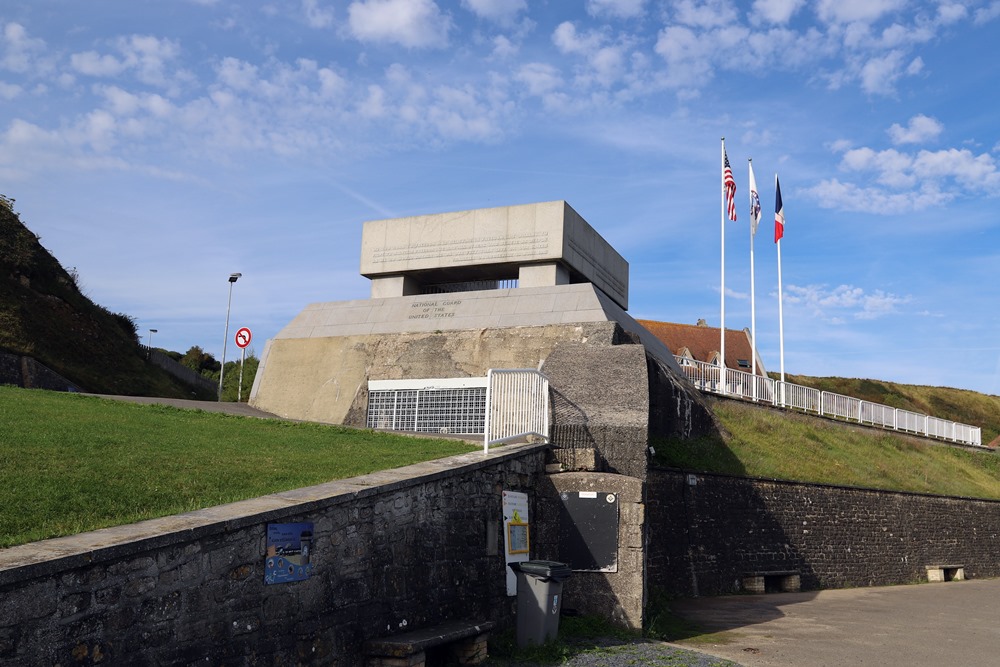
xmin=250 ymin=200 xmax=715 ymax=628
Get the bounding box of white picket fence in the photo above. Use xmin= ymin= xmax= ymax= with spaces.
xmin=676 ymin=357 xmax=983 ymax=447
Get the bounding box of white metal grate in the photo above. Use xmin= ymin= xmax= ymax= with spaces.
xmin=367 ymin=378 xmax=488 ymax=434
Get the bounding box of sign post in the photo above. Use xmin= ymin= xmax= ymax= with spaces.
xmin=235 ymin=327 xmax=252 ymax=402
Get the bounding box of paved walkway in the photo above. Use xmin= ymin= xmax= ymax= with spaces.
xmin=84 ymin=394 xmax=288 ymax=419
xmin=671 ymin=579 xmax=1000 ymax=666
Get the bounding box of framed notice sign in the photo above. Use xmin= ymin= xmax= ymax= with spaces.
xmin=265 ymin=522 xmax=314 ymax=585
xmin=507 ymin=522 xmax=530 ymax=554
xmin=502 ymin=490 xmax=530 ymax=596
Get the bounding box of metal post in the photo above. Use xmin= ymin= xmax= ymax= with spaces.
xmin=218 ymin=272 xmax=241 ymax=400
xmin=237 ymin=346 xmax=246 ymax=403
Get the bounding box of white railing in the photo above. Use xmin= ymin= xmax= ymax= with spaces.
xmin=675 ymin=356 xmax=983 ymax=448
xmin=484 ymin=369 xmax=550 ymax=454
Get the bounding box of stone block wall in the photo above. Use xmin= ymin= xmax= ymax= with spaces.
xmin=0 ymin=352 xmax=80 ymax=391
xmin=647 ymin=469 xmax=1000 ymax=598
xmin=533 ymin=472 xmax=646 ymax=629
xmin=0 ymin=445 xmax=548 ymax=666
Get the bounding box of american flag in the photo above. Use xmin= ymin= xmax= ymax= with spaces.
xmin=723 ymin=148 xmax=737 ymax=221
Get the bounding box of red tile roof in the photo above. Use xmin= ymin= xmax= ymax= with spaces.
xmin=637 ymin=319 xmax=766 ymax=375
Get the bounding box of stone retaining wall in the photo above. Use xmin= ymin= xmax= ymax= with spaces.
xmin=0 ymin=444 xmax=547 ymax=666
xmin=0 ymin=351 xmax=80 ymax=391
xmin=647 ymin=469 xmax=1000 ymax=597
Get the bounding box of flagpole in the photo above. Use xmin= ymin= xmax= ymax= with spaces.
xmin=748 ymin=158 xmax=758 ymax=399
xmin=719 ymin=138 xmax=726 ymax=394
xmin=775 ymin=173 xmax=786 ymax=392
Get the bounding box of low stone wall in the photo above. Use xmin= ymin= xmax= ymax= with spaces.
xmin=0 ymin=444 xmax=547 ymax=666
xmin=648 ymin=469 xmax=1000 ymax=597
xmin=0 ymin=352 xmax=80 ymax=391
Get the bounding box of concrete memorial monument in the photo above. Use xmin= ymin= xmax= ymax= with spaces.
xmin=250 ymin=200 xmax=694 ymax=436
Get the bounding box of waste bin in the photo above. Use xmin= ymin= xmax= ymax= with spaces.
xmin=508 ymin=560 xmax=572 ymax=648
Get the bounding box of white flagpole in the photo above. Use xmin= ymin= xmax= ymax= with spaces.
xmin=776 ymin=173 xmax=786 ymax=387
xmin=720 ymin=138 xmax=726 ymax=394
xmin=748 ymin=158 xmax=758 ymax=398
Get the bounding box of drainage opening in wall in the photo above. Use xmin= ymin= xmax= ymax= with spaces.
xmin=926 ymin=565 xmax=965 ymax=583
xmin=742 ymin=571 xmax=801 ymax=594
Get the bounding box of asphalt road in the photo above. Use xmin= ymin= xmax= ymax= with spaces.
xmin=670 ymin=579 xmax=1000 ymax=666
xmin=84 ymin=394 xmax=288 ymax=419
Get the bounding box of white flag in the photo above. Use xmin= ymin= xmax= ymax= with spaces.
xmin=748 ymin=161 xmax=762 ymax=236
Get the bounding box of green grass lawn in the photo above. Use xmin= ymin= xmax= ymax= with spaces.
xmin=0 ymin=386 xmax=478 ymax=548
xmin=655 ymin=398 xmax=1000 ymax=499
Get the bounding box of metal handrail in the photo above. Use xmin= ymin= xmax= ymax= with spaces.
xmin=484 ymin=369 xmax=550 ymax=454
xmin=675 ymin=356 xmax=982 ymax=448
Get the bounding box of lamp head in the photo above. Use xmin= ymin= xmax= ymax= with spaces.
xmin=229 ymin=272 xmax=242 ymax=283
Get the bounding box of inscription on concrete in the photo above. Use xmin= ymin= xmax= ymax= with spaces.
xmin=373 ymin=233 xmax=549 ymax=266
xmin=408 ymin=299 xmax=463 ymax=320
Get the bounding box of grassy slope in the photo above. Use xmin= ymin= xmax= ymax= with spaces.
xmin=0 ymin=387 xmax=478 ymax=548
xmin=781 ymin=373 xmax=1000 ymax=445
xmin=0 ymin=201 xmax=203 ymax=397
xmin=655 ymin=397 xmax=1000 ymax=500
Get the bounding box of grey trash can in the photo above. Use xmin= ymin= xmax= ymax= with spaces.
xmin=509 ymin=560 xmax=572 ymax=648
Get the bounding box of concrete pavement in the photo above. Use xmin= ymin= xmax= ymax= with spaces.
xmin=670 ymin=578 xmax=1000 ymax=666
xmin=84 ymin=393 xmax=289 ymax=419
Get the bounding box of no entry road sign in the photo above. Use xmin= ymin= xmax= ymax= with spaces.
xmin=235 ymin=327 xmax=252 ymax=349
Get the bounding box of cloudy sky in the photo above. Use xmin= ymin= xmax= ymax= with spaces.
xmin=2 ymin=0 xmax=999 ymax=395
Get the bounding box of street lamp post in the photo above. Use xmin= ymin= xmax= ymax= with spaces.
xmin=218 ymin=272 xmax=242 ymax=400
xmin=147 ymin=328 xmax=158 ymax=358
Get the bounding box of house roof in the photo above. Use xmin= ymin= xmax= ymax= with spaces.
xmin=636 ymin=319 xmax=766 ymax=375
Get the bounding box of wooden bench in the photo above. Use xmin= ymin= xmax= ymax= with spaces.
xmin=742 ymin=570 xmax=801 ymax=594
xmin=926 ymin=564 xmax=965 ymax=582
xmin=364 ymin=620 xmax=495 ymax=667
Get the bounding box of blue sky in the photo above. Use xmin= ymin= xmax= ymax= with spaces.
xmin=2 ymin=0 xmax=998 ymax=396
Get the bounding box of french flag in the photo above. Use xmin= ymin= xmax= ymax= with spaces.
xmin=774 ymin=174 xmax=785 ymax=243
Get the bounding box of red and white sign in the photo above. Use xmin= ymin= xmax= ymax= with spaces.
xmin=235 ymin=327 xmax=252 ymax=349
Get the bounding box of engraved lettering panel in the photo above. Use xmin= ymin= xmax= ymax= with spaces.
xmin=371 ymin=232 xmax=550 ymax=267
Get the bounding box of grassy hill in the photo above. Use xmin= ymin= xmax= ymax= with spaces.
xmin=655 ymin=394 xmax=1000 ymax=500
xmin=780 ymin=373 xmax=1000 ymax=446
xmin=0 ymin=196 xmax=206 ymax=397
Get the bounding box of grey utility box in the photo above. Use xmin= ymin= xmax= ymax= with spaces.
xmin=509 ymin=560 xmax=572 ymax=648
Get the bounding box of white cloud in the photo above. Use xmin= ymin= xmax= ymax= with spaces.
xmin=751 ymin=0 xmax=805 ymax=24
xmin=491 ymin=35 xmax=518 ymax=58
xmin=673 ymin=0 xmax=741 ymax=28
xmin=859 ymin=50 xmax=921 ymax=95
xmin=974 ymin=1 xmax=1000 ymax=24
xmin=348 ymin=0 xmax=452 ymax=48
xmin=888 ymin=114 xmax=943 ymax=145
xmin=806 ymin=178 xmax=952 ymax=214
xmin=586 ymin=0 xmax=646 ymax=19
xmin=1 ymin=22 xmax=47 ymax=74
xmin=217 ymin=57 xmax=259 ymax=90
xmin=912 ymin=148 xmax=1000 ymax=189
xmin=462 ymin=0 xmax=527 ymax=24
xmin=785 ymin=284 xmax=911 ymax=320
xmin=816 ymin=0 xmax=906 ymax=25
xmin=515 ymin=62 xmax=563 ymax=96
xmin=71 ymin=51 xmax=127 ymax=77
xmin=302 ymin=0 xmax=335 ymax=28
xmin=936 ymin=3 xmax=967 ymax=25
xmin=0 ymin=81 xmax=21 ymax=99
xmin=552 ymin=22 xmax=604 ymax=55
